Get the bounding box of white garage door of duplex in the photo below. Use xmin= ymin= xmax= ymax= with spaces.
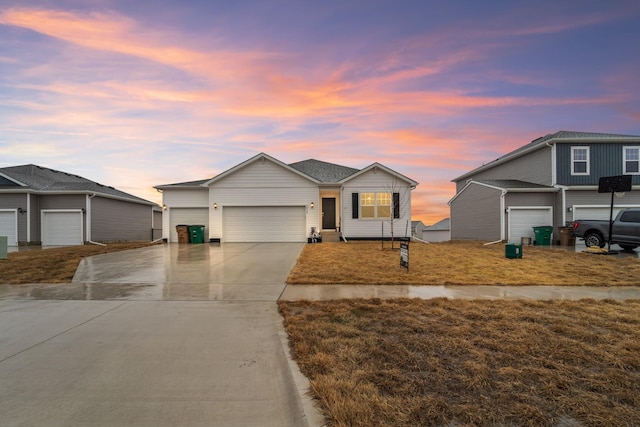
xmin=508 ymin=208 xmax=552 ymax=241
xmin=0 ymin=211 xmax=18 ymax=246
xmin=223 ymin=206 xmax=306 ymax=242
xmin=42 ymin=211 xmax=83 ymax=246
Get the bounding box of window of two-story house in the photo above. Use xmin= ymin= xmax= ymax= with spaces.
xmin=360 ymin=192 xmax=391 ymax=218
xmin=571 ymin=146 xmax=590 ymax=175
xmin=623 ymin=146 xmax=640 ymax=174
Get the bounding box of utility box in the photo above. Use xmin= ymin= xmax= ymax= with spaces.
xmin=0 ymin=236 xmax=7 ymax=260
xmin=188 ymin=225 xmax=205 ymax=244
xmin=532 ymin=226 xmax=553 ymax=246
xmin=505 ymin=243 xmax=522 ymax=259
xmin=175 ymin=225 xmax=190 ymax=244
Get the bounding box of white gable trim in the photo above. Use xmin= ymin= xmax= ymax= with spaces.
xmin=341 ymin=162 xmax=418 ymax=187
xmin=203 ymin=153 xmax=320 ymax=186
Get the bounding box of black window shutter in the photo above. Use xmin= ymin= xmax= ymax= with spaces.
xmin=352 ymin=193 xmax=359 ymax=218
xmin=393 ymin=193 xmax=400 ymax=218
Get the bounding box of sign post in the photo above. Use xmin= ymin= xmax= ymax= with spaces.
xmin=400 ymin=241 xmax=409 ymax=272
xmin=598 ymin=175 xmax=632 ymax=254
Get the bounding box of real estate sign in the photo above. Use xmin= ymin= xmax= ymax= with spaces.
xmin=400 ymin=242 xmax=409 ymax=271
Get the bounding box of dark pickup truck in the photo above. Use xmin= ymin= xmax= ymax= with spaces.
xmin=573 ymin=208 xmax=640 ymax=250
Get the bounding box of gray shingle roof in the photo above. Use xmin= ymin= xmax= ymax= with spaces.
xmin=154 ymin=179 xmax=210 ymax=188
xmin=288 ymin=159 xmax=359 ymax=183
xmin=0 ymin=164 xmax=154 ymax=204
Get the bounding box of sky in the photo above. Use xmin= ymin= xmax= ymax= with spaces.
xmin=1 ymin=0 xmax=639 ymax=224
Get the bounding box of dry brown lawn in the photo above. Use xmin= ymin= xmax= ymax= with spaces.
xmin=287 ymin=241 xmax=640 ymax=286
xmin=0 ymin=242 xmax=159 ymax=284
xmin=279 ymin=298 xmax=640 ymax=427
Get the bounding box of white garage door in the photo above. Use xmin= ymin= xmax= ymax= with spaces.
xmin=573 ymin=206 xmax=629 ymax=222
xmin=508 ymin=208 xmax=553 ymax=242
xmin=0 ymin=210 xmax=18 ymax=246
xmin=169 ymin=208 xmax=209 ymax=243
xmin=223 ymin=206 xmax=306 ymax=242
xmin=42 ymin=210 xmax=83 ymax=246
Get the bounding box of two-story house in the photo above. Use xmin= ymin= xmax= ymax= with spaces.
xmin=449 ymin=131 xmax=640 ymax=243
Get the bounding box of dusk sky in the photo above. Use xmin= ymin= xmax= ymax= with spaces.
xmin=1 ymin=1 xmax=639 ymax=224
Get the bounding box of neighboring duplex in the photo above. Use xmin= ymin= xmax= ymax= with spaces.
xmin=449 ymin=131 xmax=640 ymax=243
xmin=0 ymin=164 xmax=161 ymax=246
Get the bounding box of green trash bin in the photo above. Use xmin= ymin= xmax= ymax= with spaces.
xmin=532 ymin=226 xmax=553 ymax=246
xmin=188 ymin=225 xmax=205 ymax=244
xmin=505 ymin=243 xmax=522 ymax=259
xmin=0 ymin=236 xmax=7 ymax=260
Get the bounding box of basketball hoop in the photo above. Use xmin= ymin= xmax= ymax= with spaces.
xmin=615 ymin=192 xmax=626 ymax=198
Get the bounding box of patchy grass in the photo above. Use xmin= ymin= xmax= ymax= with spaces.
xmin=0 ymin=242 xmax=159 ymax=284
xmin=279 ymin=298 xmax=640 ymax=427
xmin=287 ymin=241 xmax=640 ymax=286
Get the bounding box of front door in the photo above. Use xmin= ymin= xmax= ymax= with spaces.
xmin=322 ymin=198 xmax=336 ymax=229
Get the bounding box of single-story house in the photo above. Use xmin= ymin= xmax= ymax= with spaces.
xmin=0 ymin=164 xmax=161 ymax=246
xmin=449 ymin=131 xmax=640 ymax=243
xmin=422 ymin=218 xmax=451 ymax=242
xmin=155 ymin=153 xmax=418 ymax=243
xmin=411 ymin=220 xmax=425 ymax=238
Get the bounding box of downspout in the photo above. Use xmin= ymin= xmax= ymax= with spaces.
xmin=26 ymin=193 xmax=31 ymax=243
xmin=485 ymin=189 xmax=507 ymax=245
xmin=87 ymin=193 xmax=106 ymax=246
xmin=557 ymin=185 xmax=568 ymax=228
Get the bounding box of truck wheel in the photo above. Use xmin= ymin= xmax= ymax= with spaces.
xmin=584 ymin=232 xmax=605 ymax=248
xmin=620 ymin=245 xmax=638 ymax=252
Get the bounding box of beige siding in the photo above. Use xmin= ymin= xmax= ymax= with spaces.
xmin=342 ymin=169 xmax=413 ymax=239
xmin=450 ymin=183 xmax=502 ymax=240
xmin=214 ymin=159 xmax=313 ymax=189
xmin=207 ymin=159 xmax=318 ymax=240
xmin=91 ymin=197 xmax=153 ymax=242
xmin=163 ymin=189 xmax=209 ymax=207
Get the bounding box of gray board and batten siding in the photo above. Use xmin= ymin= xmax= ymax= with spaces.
xmin=555 ymin=143 xmax=640 ymax=186
xmin=450 ymin=182 xmax=502 ymax=241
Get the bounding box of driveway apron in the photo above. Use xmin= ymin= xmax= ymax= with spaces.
xmin=0 ymin=243 xmax=316 ymax=427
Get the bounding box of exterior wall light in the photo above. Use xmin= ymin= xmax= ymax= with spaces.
xmin=162 ymin=204 xmax=167 ymax=210
xmin=18 ymin=207 xmax=26 ymax=214
xmin=310 ymin=202 xmax=314 ymax=209
xmin=213 ymin=203 xmax=218 ymax=209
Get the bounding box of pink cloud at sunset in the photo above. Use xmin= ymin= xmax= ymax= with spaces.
xmin=1 ymin=1 xmax=639 ymax=225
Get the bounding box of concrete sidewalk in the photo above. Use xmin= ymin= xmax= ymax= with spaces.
xmin=280 ymin=284 xmax=640 ymax=301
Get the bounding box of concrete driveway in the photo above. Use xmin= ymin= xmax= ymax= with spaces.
xmin=0 ymin=243 xmax=322 ymax=427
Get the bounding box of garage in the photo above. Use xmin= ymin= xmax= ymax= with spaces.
xmin=169 ymin=208 xmax=209 ymax=243
xmin=508 ymin=207 xmax=553 ymax=242
xmin=572 ymin=206 xmax=634 ymax=222
xmin=42 ymin=210 xmax=83 ymax=246
xmin=223 ymin=206 xmax=306 ymax=242
xmin=0 ymin=210 xmax=18 ymax=246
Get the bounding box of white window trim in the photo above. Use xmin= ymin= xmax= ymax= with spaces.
xmin=571 ymin=146 xmax=590 ymax=176
xmin=623 ymin=146 xmax=640 ymax=175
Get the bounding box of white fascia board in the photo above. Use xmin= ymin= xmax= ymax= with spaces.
xmin=341 ymin=162 xmax=418 ymax=188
